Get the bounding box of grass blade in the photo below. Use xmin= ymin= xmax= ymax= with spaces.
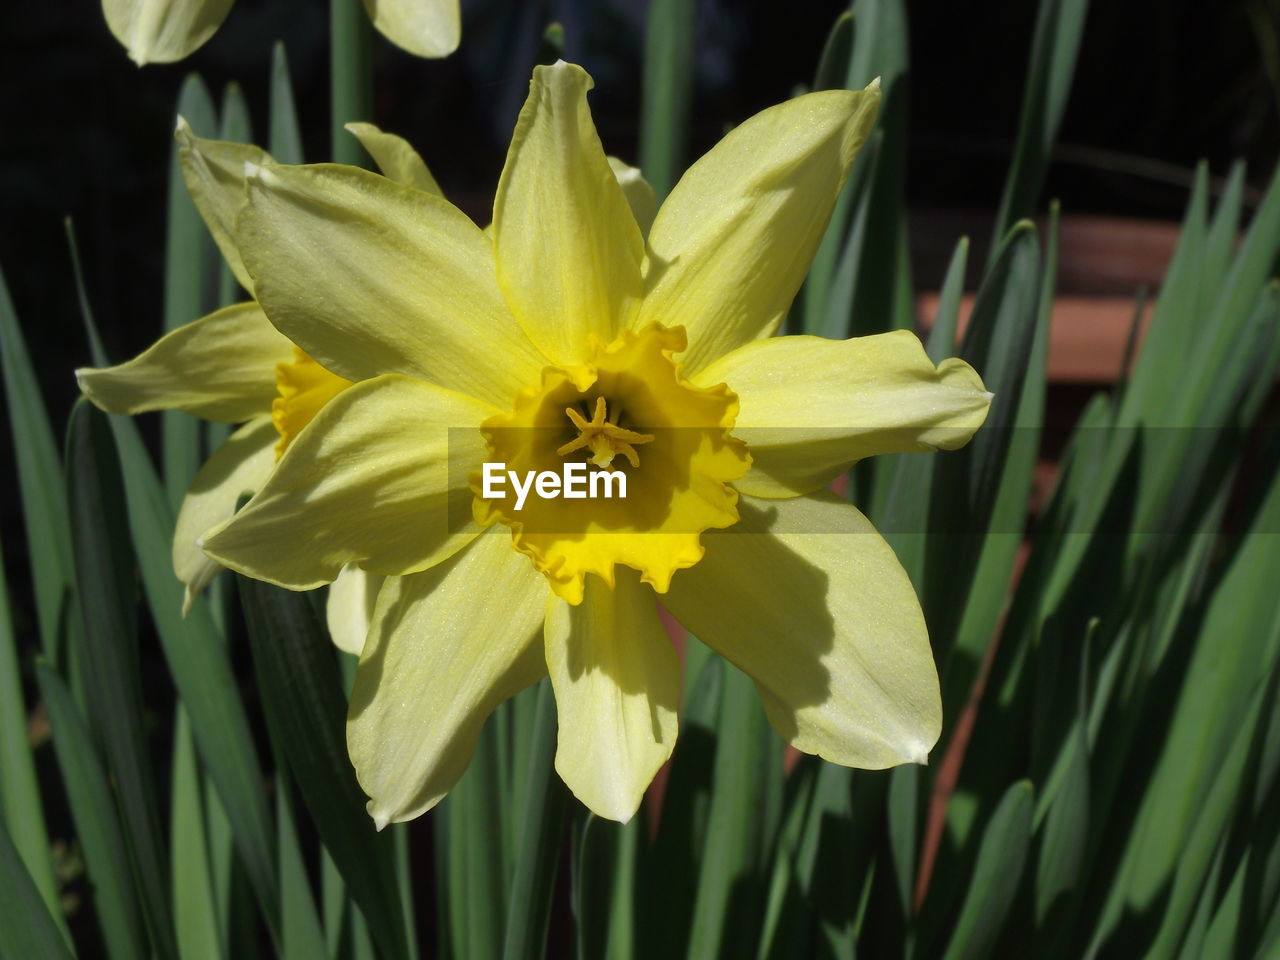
xmin=639 ymin=0 xmax=694 ymax=201
xmin=502 ymin=679 xmax=569 ymax=960
xmin=0 ymin=264 xmax=74 ymax=664
xmin=0 ymin=815 xmax=74 ymax=960
xmin=686 ymin=660 xmax=780 ymax=959
xmin=72 ymin=229 xmax=282 ymax=945
xmin=270 ymin=42 xmax=305 ymax=165
xmin=66 ymin=400 xmax=177 ymax=960
xmin=0 ymin=532 xmax=63 ymax=938
xmin=990 ymin=0 xmax=1090 ymax=246
xmin=939 ymin=781 xmax=1034 ymax=960
xmin=170 ymin=708 xmax=225 ymax=960
xmin=37 ymin=659 xmax=145 ymax=960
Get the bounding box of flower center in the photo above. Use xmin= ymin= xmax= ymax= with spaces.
xmin=556 ymin=396 xmax=655 ymax=468
xmin=272 ymin=347 xmax=353 ymax=459
xmin=472 ymin=323 xmax=750 ymax=604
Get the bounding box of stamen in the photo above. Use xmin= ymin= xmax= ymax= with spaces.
xmin=555 ymin=396 xmax=654 ymax=468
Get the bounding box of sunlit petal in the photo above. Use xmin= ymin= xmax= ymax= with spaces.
xmin=201 ymin=375 xmax=492 ymax=588
xmin=545 ymin=569 xmax=679 ymax=821
xmin=238 ymin=161 xmax=543 ymax=405
xmin=663 ymin=492 xmax=941 ymax=768
xmin=636 ymin=83 xmax=880 ymax=374
xmin=348 ymin=534 xmax=546 ymax=827
xmin=493 ymin=61 xmax=645 ymax=363
xmin=76 ymin=302 xmax=291 ymax=422
xmin=696 ymin=330 xmax=992 ymax=497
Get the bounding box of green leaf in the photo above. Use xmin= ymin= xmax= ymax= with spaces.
xmin=686 ymin=659 xmax=781 ymax=960
xmin=275 ymin=774 xmax=328 ymax=960
xmin=939 ymin=781 xmax=1034 ymax=960
xmin=926 ymin=219 xmax=1044 ymax=704
xmin=170 ymin=709 xmax=225 ymax=960
xmin=236 ymin=577 xmax=409 ymax=960
xmin=502 ymin=679 xmax=568 ymax=960
xmin=876 ymin=235 xmax=971 ymax=592
xmin=0 ymin=814 xmax=74 ymax=960
xmin=72 ymin=231 xmax=281 ymax=946
xmin=813 ymin=11 xmax=854 ymax=92
xmin=444 ymin=720 xmax=506 ymax=959
xmin=639 ymin=0 xmax=694 ymax=201
xmin=37 ymin=659 xmax=144 ymax=960
xmin=270 ymin=43 xmax=305 ymax=165
xmin=329 ymin=0 xmax=373 ymax=165
xmin=990 ymin=0 xmax=1090 ymax=246
xmin=164 ymin=75 xmax=220 ymax=516
xmin=644 ymin=637 xmax=722 ymax=956
xmin=0 ymin=532 xmax=62 ymax=938
xmin=66 ymin=400 xmax=177 ymax=960
xmin=0 ymin=263 xmax=74 ymax=664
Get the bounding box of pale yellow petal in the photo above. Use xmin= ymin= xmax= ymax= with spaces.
xmin=103 ymin=0 xmax=234 ymax=65
xmin=238 ymin=162 xmax=543 ymax=406
xmin=361 ymin=0 xmax=460 ymax=58
xmin=545 ymin=570 xmax=679 ymax=822
xmin=344 ymin=123 xmax=443 ymax=195
xmin=663 ymin=492 xmax=941 ymax=768
xmin=493 ymin=61 xmax=645 ymax=364
xmin=201 ymin=375 xmax=491 ymax=589
xmin=76 ymin=302 xmax=292 ymax=422
xmin=348 ymin=534 xmax=546 ymax=826
xmin=695 ymin=330 xmax=992 ymax=497
xmin=175 ymin=119 xmax=272 ymax=293
xmin=636 ymin=83 xmax=880 ymax=374
xmin=173 ymin=416 xmax=276 ymax=613
xmin=325 ymin=565 xmax=386 ymax=656
xmin=607 ymin=157 xmax=657 ymax=237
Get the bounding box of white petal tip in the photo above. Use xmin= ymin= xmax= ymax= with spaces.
xmin=983 ymin=391 xmax=996 ymax=401
xmin=868 ymin=76 xmax=883 ymax=93
xmin=194 ymin=537 xmax=206 ymax=550
xmin=243 ymin=160 xmax=262 ymax=180
xmin=908 ymin=743 xmax=932 ymax=766
xmin=372 ymin=812 xmax=390 ymax=832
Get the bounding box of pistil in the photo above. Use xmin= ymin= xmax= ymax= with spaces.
xmin=556 ymin=396 xmax=654 ymax=468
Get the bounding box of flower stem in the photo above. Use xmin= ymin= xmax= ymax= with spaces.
xmin=501 ymin=679 xmax=568 ymax=960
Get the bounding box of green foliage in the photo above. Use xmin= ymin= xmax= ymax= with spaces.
xmin=4 ymin=1 xmax=1280 ymax=957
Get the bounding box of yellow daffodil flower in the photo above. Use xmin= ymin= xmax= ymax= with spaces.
xmin=194 ymin=61 xmax=991 ymax=824
xmin=103 ymin=0 xmax=459 ymax=66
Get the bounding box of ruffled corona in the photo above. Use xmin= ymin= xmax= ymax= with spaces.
xmin=473 ymin=324 xmax=750 ymax=604
xmin=272 ymin=347 xmax=354 ymax=458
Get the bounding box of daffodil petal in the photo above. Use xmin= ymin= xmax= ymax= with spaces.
xmin=326 ymin=565 xmax=386 ymax=656
xmin=344 ymin=123 xmax=443 ymax=195
xmin=238 ymin=162 xmax=543 ymax=405
xmin=201 ymin=374 xmax=492 ymax=589
xmin=696 ymin=330 xmax=992 ymax=497
xmin=493 ymin=61 xmax=645 ymax=364
xmin=175 ymin=119 xmax=272 ymax=293
xmin=76 ymin=302 xmax=292 ymax=422
xmin=545 ymin=569 xmax=679 ymax=822
xmin=103 ymin=0 xmax=234 ymax=65
xmin=607 ymin=157 xmax=657 ymax=237
xmin=663 ymin=492 xmax=941 ymax=768
xmin=361 ymin=0 xmax=460 ymax=58
xmin=348 ymin=534 xmax=546 ymax=827
xmin=636 ymin=84 xmax=880 ymax=374
xmin=173 ymin=416 xmax=276 ymax=613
